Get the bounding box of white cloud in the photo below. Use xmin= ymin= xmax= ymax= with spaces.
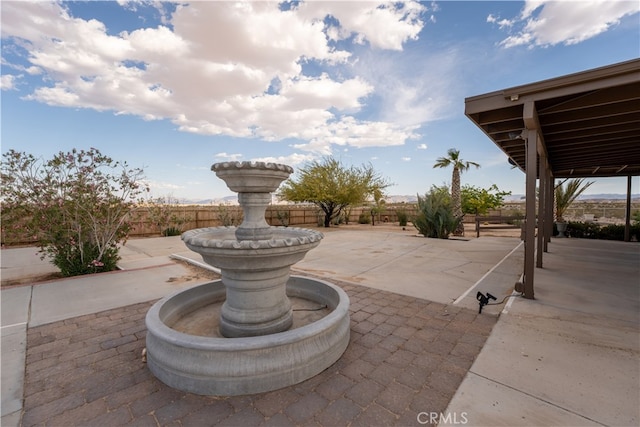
xmin=492 ymin=0 xmax=640 ymax=48
xmin=353 ymin=46 xmax=463 ymax=126
xmin=417 ymin=143 xmax=428 ymax=150
xmin=298 ymin=1 xmax=426 ymax=50
xmin=486 ymin=14 xmax=513 ymax=30
xmin=252 ymin=153 xmax=316 ymax=167
xmin=2 ymin=1 xmax=427 ymax=152
xmin=214 ymin=153 xmax=244 ymax=162
xmin=293 ymin=116 xmax=419 ymax=153
xmin=1 ymin=74 xmax=18 ymax=90
xmin=401 ymin=157 xmax=411 ymax=162
xmin=144 ymin=179 xmax=184 ymax=191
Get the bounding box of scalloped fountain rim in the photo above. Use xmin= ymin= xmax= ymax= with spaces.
xmin=182 ymin=226 xmax=324 ymax=249
xmin=211 ymin=161 xmax=294 ymax=174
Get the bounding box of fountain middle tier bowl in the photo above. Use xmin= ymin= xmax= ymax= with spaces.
xmin=182 ymin=226 xmax=324 ymax=269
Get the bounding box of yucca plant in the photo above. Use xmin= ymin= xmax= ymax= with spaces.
xmin=413 ymin=187 xmax=461 ymax=239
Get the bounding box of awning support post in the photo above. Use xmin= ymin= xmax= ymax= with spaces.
xmin=625 ymin=175 xmax=632 ymax=242
xmin=523 ymin=128 xmax=537 ymax=299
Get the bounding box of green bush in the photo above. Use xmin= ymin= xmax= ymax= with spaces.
xmin=396 ymin=209 xmax=409 ymax=226
xmin=162 ymin=227 xmax=183 ymax=237
xmin=216 ymin=205 xmax=242 ymax=226
xmin=275 ymin=209 xmax=290 ymax=227
xmin=146 ymin=196 xmax=193 ymax=236
xmin=598 ymin=224 xmax=626 ymax=241
xmin=53 ymin=243 xmax=119 ymax=277
xmin=566 ymin=221 xmax=640 ymax=241
xmin=413 ymin=189 xmax=461 ymax=239
xmin=358 ymin=212 xmax=371 ymax=224
xmin=566 ymin=221 xmax=601 ymax=239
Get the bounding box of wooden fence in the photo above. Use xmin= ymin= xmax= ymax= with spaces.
xmin=129 ymin=204 xmax=419 ymax=237
xmin=1 ymin=204 xmax=419 ymax=245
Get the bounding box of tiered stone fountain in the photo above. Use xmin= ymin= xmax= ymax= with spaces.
xmin=145 ymin=161 xmax=350 ymax=396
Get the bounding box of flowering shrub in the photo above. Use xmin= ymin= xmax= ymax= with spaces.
xmin=1 ymin=148 xmax=146 ymax=277
xmin=144 ymin=195 xmax=193 ymax=236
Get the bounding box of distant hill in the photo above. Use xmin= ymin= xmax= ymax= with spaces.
xmin=505 ymin=194 xmax=639 ymax=202
xmin=171 ymin=193 xmax=638 ymax=206
xmin=172 ymin=195 xmax=238 ymax=205
xmin=388 ymin=194 xmax=640 ymax=204
xmin=578 ymin=194 xmax=640 ymax=201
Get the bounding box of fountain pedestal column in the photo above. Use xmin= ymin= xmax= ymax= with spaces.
xmin=220 ymin=265 xmax=293 ymax=337
xmin=235 ymin=192 xmax=272 ymax=241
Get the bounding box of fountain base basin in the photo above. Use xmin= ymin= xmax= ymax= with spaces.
xmin=145 ymin=276 xmax=350 ymax=396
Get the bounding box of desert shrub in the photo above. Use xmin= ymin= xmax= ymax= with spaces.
xmin=54 ymin=244 xmax=120 ymax=277
xmin=146 ymin=196 xmax=193 ymax=236
xmin=275 ymin=209 xmax=290 ymax=227
xmin=597 ymin=224 xmax=626 ymax=241
xmin=216 ymin=205 xmax=242 ymax=226
xmin=162 ymin=227 xmax=183 ymax=237
xmin=396 ymin=209 xmax=409 ymax=226
xmin=413 ymin=189 xmax=461 ymax=239
xmin=566 ymin=221 xmax=640 ymax=241
xmin=1 ymin=148 xmax=146 ymax=277
xmin=358 ymin=212 xmax=371 ymax=224
xmin=566 ymin=221 xmax=601 ymax=239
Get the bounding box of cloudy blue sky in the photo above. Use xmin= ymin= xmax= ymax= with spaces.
xmin=2 ymin=0 xmax=639 ymax=201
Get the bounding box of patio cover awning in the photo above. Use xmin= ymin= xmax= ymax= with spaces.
xmin=464 ymin=58 xmax=640 ymax=299
xmin=465 ymin=58 xmax=640 ymax=178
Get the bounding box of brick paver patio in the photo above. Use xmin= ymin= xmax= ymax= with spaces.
xmin=21 ymin=281 xmax=496 ymax=426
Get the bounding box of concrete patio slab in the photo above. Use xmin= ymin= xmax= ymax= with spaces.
xmin=0 ymin=247 xmax=58 ymax=286
xmin=2 ymin=227 xmax=638 ymax=426
xmin=1 ymin=286 xmax=32 ymax=420
xmin=444 ymin=373 xmax=601 ymax=426
xmin=294 ymin=228 xmax=522 ymax=305
xmin=29 ymin=263 xmax=207 ymax=327
xmin=445 ymin=238 xmax=640 ymax=426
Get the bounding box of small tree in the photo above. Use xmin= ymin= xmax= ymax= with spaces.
xmin=369 ymin=187 xmax=386 ymax=226
xmin=461 ymin=184 xmax=511 ymax=215
xmin=278 ymin=157 xmax=390 ymax=227
xmin=413 ymin=185 xmax=461 ymax=239
xmin=1 ymin=148 xmax=146 ymax=276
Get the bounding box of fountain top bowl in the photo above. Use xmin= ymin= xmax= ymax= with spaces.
xmin=212 ymin=161 xmax=294 ymax=193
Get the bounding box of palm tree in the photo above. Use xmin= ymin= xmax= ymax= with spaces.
xmin=433 ymin=148 xmax=480 ymax=235
xmin=555 ymin=178 xmax=594 ymax=222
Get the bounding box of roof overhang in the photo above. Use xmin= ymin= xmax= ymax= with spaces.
xmin=465 ymin=58 xmax=640 ymax=178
